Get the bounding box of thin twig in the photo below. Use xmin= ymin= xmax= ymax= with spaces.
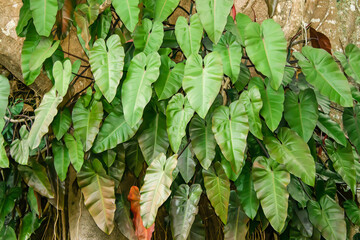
xmin=3 ymin=115 xmax=35 ymax=123
xmin=59 ymin=50 xmax=89 ymax=63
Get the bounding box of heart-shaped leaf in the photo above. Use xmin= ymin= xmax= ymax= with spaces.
xmin=112 ymin=0 xmax=140 ymax=32
xmin=53 ymin=59 xmax=72 ymax=97
xmin=63 ymin=133 xmax=84 ymax=172
xmin=343 ymin=105 xmax=360 ymax=152
xmin=344 ymin=200 xmax=360 ymax=226
xmin=29 ymin=37 xmax=60 ymax=71
xmin=133 ymin=19 xmax=164 ymax=55
xmin=10 ymin=126 xmax=29 ymax=165
xmin=335 ymin=44 xmax=360 ymax=83
xmin=52 ymin=108 xmax=71 ymax=140
xmin=30 ymin=0 xmax=58 ymax=36
xmin=154 ymin=0 xmax=180 ymax=22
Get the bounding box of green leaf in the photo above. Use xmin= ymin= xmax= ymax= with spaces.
xmin=72 ymin=100 xmax=103 ymax=151
xmin=18 ymin=212 xmax=41 ymax=240
xmin=133 ymin=19 xmax=164 ymax=55
xmin=203 ymin=162 xmax=230 ymax=224
xmin=195 ymin=0 xmax=233 ymax=44
xmin=154 ymin=55 xmax=185 ymax=100
xmin=29 ymin=37 xmax=60 ymax=71
xmin=170 ymin=184 xmax=202 ymax=240
xmin=52 ymin=108 xmax=71 ymax=140
xmin=52 ymin=140 xmax=70 ymax=181
xmin=30 ymin=0 xmax=58 ymax=36
xmin=213 ymin=32 xmax=242 ymax=83
xmin=77 ymin=159 xmax=116 ymax=234
xmin=115 ymin=194 xmax=136 ymax=240
xmin=335 ymin=44 xmax=360 ymax=83
xmin=63 ymin=133 xmax=84 ymax=172
xmin=326 ymin=141 xmax=356 ymax=195
xmin=234 ymin=161 xmax=259 ymax=220
xmin=27 ymin=187 xmax=39 ymax=216
xmin=234 ymin=13 xmax=252 ymax=46
xmin=108 ymin=146 xmax=125 ymax=188
xmin=18 ymin=161 xmax=54 ymax=198
xmin=0 ymin=226 xmax=16 ymax=240
xmin=10 ymin=125 xmax=29 ymax=165
xmin=16 ymin=0 xmax=32 ymax=35
xmin=344 ymin=200 xmax=360 ymax=226
xmin=166 ymin=94 xmax=194 ymax=152
xmin=239 ymin=86 xmax=263 ymax=139
xmin=264 ymin=127 xmax=315 ymax=186
xmin=294 ymin=46 xmax=353 ymax=107
xmin=287 ymin=176 xmax=311 ymax=208
xmin=252 ymin=156 xmax=290 ymax=232
xmin=175 ymin=14 xmax=203 ymax=58
xmin=187 ymin=215 xmax=205 ymax=240
xmin=155 ymin=0 xmax=180 ymax=22
xmin=234 ymin=63 xmax=251 ymax=92
xmin=112 ymin=0 xmax=140 ymax=32
xmin=28 ymin=88 xmax=63 ymax=149
xmin=343 ymin=105 xmax=360 ymax=152
xmin=0 ymin=134 xmax=8 ymax=168
xmin=282 ymin=67 xmax=295 ymax=86
xmin=189 ymin=115 xmax=216 ymax=169
xmin=102 ymin=149 xmax=116 ymax=167
xmin=284 ymin=89 xmax=318 ymax=142
xmin=0 ymin=183 xmax=21 ymax=228
xmin=124 ymin=140 xmax=144 ymax=177
xmin=53 ymin=59 xmax=72 ymax=97
xmin=292 ymin=205 xmax=313 ymax=238
xmin=177 ymin=141 xmax=196 ymax=183
xmin=244 ymin=19 xmax=287 ymax=90
xmin=140 ymin=153 xmax=177 ymax=228
xmin=183 ymin=52 xmax=223 ymax=119
xmin=0 ymin=75 xmax=9 ymax=120
xmin=122 ymin=52 xmax=161 ymax=127
xmin=138 ymin=113 xmax=169 ymax=165
xmin=249 ymin=77 xmax=284 ymax=132
xmin=212 ymin=100 xmax=249 ymax=174
xmin=220 ymin=151 xmax=241 ymax=181
xmin=307 ymin=195 xmax=346 ymax=240
xmin=89 ymin=35 xmax=125 ymax=102
xmin=317 ymin=113 xmax=347 ymax=146
xmin=223 ymin=191 xmax=249 ymax=240
xmin=93 ymin=106 xmax=141 ymax=153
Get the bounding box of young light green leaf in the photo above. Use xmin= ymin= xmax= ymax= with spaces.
xmin=334 ymin=44 xmax=360 ymax=83
xmin=140 ymin=153 xmax=178 ymax=228
xmin=183 ymin=52 xmax=223 ymax=119
xmin=252 ymin=156 xmax=290 ymax=233
xmin=53 ymin=59 xmax=72 ymax=97
xmin=170 ymin=184 xmax=202 ymax=240
xmin=28 ymin=88 xmax=63 ymax=150
xmin=213 ymin=32 xmax=242 ymax=83
xmin=294 ymin=46 xmax=353 ymax=107
xmin=133 ymin=19 xmax=164 ymax=55
xmin=284 ymin=89 xmax=318 ymax=142
xmin=244 ymin=19 xmax=287 ymax=90
xmin=30 ymin=0 xmax=58 ymax=36
xmin=175 ymin=14 xmax=203 ymax=58
xmin=343 ymin=105 xmax=360 ymax=152
xmin=52 ymin=108 xmax=71 ymax=140
xmin=203 ymin=162 xmax=230 ymax=224
xmin=64 ymin=133 xmax=84 ymax=172
xmin=195 ymin=0 xmax=233 ymax=44
xmin=89 ymin=35 xmax=124 ymax=102
xmin=122 ymin=52 xmax=161 ymax=127
xmin=155 ymin=0 xmax=180 ymax=22
xmin=235 ymin=13 xmax=252 ymax=46
xmin=212 ymin=100 xmax=249 ymax=174
xmin=112 ymin=0 xmax=140 ymax=32
xmin=344 ymin=200 xmax=360 ymax=226
xmin=317 ymin=113 xmax=347 ymax=146
xmin=0 ymin=75 xmax=10 ymax=119
xmin=29 ymin=37 xmax=60 ymax=71
xmin=166 ymin=94 xmax=194 ymax=152
xmin=52 ymin=140 xmax=70 ymax=181
xmin=10 ymin=125 xmax=29 ymax=165
xmin=72 ymin=100 xmax=103 ymax=152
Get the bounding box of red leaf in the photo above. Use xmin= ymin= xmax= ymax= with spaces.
xmin=309 ymin=27 xmax=332 ymax=54
xmin=231 ymin=5 xmax=236 ymax=21
xmin=56 ymin=0 xmax=76 ymax=39
xmin=127 ymin=186 xmax=154 ymax=240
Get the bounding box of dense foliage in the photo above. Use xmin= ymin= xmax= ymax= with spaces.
xmin=1 ymin=0 xmax=360 ymax=239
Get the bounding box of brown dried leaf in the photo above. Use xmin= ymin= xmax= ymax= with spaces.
xmin=310 ymin=27 xmax=332 ymax=54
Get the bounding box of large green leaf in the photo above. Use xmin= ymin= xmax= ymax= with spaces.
xmin=77 ymin=159 xmax=116 ymax=234
xmin=244 ymin=19 xmax=287 ymax=90
xmin=203 ymin=162 xmax=230 ymax=224
xmin=0 ymin=183 xmax=21 ymax=229
xmin=344 ymin=200 xmax=360 ymax=226
xmin=170 ymin=184 xmax=202 ymax=240
xmin=239 ymin=86 xmax=263 ymax=139
xmin=16 ymin=0 xmax=32 ymax=35
xmin=133 ymin=19 xmax=164 ymax=55
xmin=284 ymin=89 xmax=318 ymax=142
xmin=0 ymin=75 xmax=9 ymax=119
xmin=223 ymin=191 xmax=249 ymax=240
xmin=287 ymin=176 xmax=312 ymax=208
xmin=264 ymin=127 xmax=315 ymax=186
xmin=52 ymin=140 xmax=70 ymax=181
xmin=234 ymin=161 xmax=259 ymax=220
xmin=30 ymin=0 xmax=58 ymax=36
xmin=235 ymin=13 xmax=252 ymax=46
xmin=122 ymin=52 xmax=161 ymax=127
xmin=252 ymin=156 xmax=290 ymax=232
xmin=249 ymin=77 xmax=284 ymax=132
xmin=343 ymin=105 xmax=360 ymax=152
xmin=93 ymin=106 xmax=141 ymax=153
xmin=52 ymin=108 xmax=71 ymax=140
xmin=212 ymin=100 xmax=249 ymax=174
xmin=154 ymin=55 xmax=185 ymax=100
xmin=183 ymin=53 xmax=223 ymax=118
xmin=29 ymin=37 xmax=60 ymax=71
xmin=177 ymin=141 xmax=196 ymax=183
xmin=28 ymin=88 xmax=63 ymax=150
xmin=124 ymin=140 xmax=144 ymax=177
xmin=10 ymin=126 xmax=29 ymax=165
xmin=72 ymin=100 xmax=103 ymax=152
xmin=115 ymin=194 xmax=136 ymax=240
xmin=140 ymin=153 xmax=177 ymax=228
xmin=89 ymin=35 xmax=124 ymax=102
xmin=154 ymin=0 xmax=180 ymax=22
xmin=18 ymin=212 xmax=41 ymax=240
xmin=294 ymin=46 xmax=353 ymax=107
xmin=175 ymin=14 xmax=203 ymax=58
xmin=195 ymin=0 xmax=233 ymax=44
xmin=189 ymin=115 xmax=216 ymax=169
xmin=317 ymin=113 xmax=347 ymax=146
xmin=166 ymin=94 xmax=194 ymax=152
xmin=213 ymin=32 xmax=242 ymax=83
xmin=291 ymin=204 xmax=313 ymax=238
xmin=112 ymin=0 xmax=140 ymax=32
xmin=63 ymin=133 xmax=84 ymax=172
xmin=335 ymin=44 xmax=360 ymax=83
xmin=307 ymin=195 xmax=346 ymax=240
xmin=53 ymin=59 xmax=72 ymax=97
xmin=138 ymin=113 xmax=169 ymax=165
xmin=326 ymin=141 xmax=356 ymax=195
